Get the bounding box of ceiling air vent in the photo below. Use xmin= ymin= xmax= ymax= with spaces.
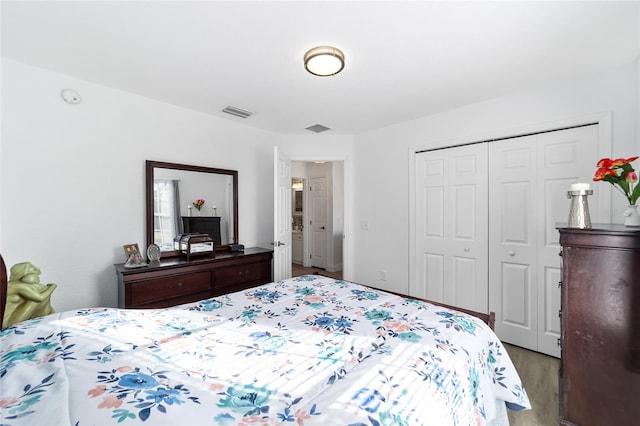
xmin=222 ymin=106 xmax=253 ymax=119
xmin=305 ymin=123 xmax=331 ymax=133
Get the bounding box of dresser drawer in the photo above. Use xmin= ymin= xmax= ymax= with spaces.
xmin=214 ymin=261 xmax=271 ymax=292
xmin=116 ymin=248 xmax=273 ymax=308
xmin=129 ymin=271 xmax=212 ymax=306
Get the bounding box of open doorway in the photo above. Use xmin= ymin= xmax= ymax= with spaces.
xmin=291 ymin=161 xmax=343 ymax=280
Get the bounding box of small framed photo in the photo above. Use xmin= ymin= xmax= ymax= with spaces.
xmin=123 ymin=243 xmax=147 ymax=268
xmin=123 ymin=243 xmax=140 ymax=258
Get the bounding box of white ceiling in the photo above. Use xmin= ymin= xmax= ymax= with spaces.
xmin=2 ymin=1 xmax=638 ymax=135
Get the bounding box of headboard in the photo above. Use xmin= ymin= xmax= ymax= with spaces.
xmin=1 ymin=254 xmax=7 ymax=329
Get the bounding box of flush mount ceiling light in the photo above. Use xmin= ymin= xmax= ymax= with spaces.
xmin=304 ymin=46 xmax=345 ymax=76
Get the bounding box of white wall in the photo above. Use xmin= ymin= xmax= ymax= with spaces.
xmin=352 ymin=63 xmax=638 ymax=295
xmin=2 ymin=58 xmax=637 ymax=312
xmin=0 ymin=59 xmax=279 ymax=311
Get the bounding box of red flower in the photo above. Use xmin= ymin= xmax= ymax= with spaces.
xmin=593 ymin=167 xmax=615 ymax=182
xmin=593 ymin=156 xmax=640 ymax=205
xmin=192 ymin=199 xmax=205 ymax=210
xmin=597 ymin=158 xmax=614 ymax=168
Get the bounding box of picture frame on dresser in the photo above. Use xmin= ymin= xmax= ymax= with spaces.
xmin=123 ymin=243 xmax=140 ymax=258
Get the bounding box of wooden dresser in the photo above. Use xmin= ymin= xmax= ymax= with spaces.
xmin=558 ymin=225 xmax=640 ymax=425
xmin=115 ymin=247 xmax=272 ymax=308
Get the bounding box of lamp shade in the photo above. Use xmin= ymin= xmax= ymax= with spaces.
xmin=304 ymin=46 xmax=345 ymax=76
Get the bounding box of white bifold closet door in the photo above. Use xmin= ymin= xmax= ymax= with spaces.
xmin=413 ymin=143 xmax=489 ymax=314
xmin=488 ymin=125 xmax=599 ymax=357
xmin=414 ymin=125 xmax=599 ymax=357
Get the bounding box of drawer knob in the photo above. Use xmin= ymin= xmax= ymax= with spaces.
xmin=178 ymin=282 xmax=182 ymax=286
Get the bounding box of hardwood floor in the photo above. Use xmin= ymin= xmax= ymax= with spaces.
xmin=505 ymin=343 xmax=560 ymax=426
xmin=291 ymin=264 xmax=343 ymax=280
xmin=291 ymin=265 xmax=559 ymax=425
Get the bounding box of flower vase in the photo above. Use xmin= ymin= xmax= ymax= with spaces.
xmin=624 ymin=205 xmax=640 ymax=227
xmin=197 ymin=209 xmax=201 ymax=216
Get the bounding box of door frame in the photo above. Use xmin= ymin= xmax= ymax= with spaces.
xmin=408 ymin=111 xmax=612 ymax=303
xmin=289 ymin=155 xmax=351 ymax=280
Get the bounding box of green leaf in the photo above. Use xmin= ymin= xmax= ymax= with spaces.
xmin=631 ymin=184 xmax=640 ymax=205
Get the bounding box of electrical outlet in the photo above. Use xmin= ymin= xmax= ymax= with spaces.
xmin=380 ymin=270 xmax=387 ymax=281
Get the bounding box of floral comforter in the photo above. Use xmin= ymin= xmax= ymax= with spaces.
xmin=1 ymin=275 xmax=530 ymax=425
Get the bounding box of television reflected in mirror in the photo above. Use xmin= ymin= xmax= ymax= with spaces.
xmin=146 ymin=160 xmax=238 ymax=257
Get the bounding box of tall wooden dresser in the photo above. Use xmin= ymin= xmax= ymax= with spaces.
xmin=558 ymin=225 xmax=640 ymax=425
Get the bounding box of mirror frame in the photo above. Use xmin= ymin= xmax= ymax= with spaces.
xmin=146 ymin=160 xmax=239 ymax=257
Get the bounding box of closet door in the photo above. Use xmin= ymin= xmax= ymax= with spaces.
xmin=489 ymin=125 xmax=599 ymax=357
xmin=536 ymin=126 xmax=600 ymax=355
xmin=414 ymin=144 xmax=489 ymax=313
xmin=488 ymin=136 xmax=539 ymax=351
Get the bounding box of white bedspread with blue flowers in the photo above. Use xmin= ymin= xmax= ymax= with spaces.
xmin=1 ymin=275 xmax=530 ymax=425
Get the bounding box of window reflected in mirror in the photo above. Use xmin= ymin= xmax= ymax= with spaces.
xmin=154 ymin=179 xmax=180 ymax=250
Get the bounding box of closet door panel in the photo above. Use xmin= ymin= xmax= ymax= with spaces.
xmin=415 ymin=144 xmax=488 ymax=312
xmin=489 ymin=137 xmax=539 ymax=351
xmin=501 ymin=263 xmax=531 ymax=327
xmin=424 ymin=186 xmax=444 ymax=238
xmin=454 ymin=184 xmax=476 ymax=239
xmin=452 ymin=256 xmax=481 ymax=313
xmin=501 ymin=181 xmax=532 ymax=243
xmin=423 ymin=253 xmax=444 ymax=302
xmin=536 ymin=125 xmax=599 ymax=356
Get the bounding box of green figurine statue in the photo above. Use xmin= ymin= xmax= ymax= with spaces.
xmin=2 ymin=262 xmax=57 ymax=328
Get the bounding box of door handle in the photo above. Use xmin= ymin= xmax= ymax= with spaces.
xmin=271 ymin=241 xmax=285 ymax=247
xmin=320 ymin=226 xmax=325 ymax=230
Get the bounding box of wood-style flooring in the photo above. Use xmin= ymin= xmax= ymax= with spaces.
xmin=505 ymin=343 xmax=560 ymax=426
xmin=291 ymin=264 xmax=343 ymax=280
xmin=291 ymin=265 xmax=560 ymax=426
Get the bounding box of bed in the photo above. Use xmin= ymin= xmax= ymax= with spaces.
xmin=0 ymin=254 xmax=530 ymax=425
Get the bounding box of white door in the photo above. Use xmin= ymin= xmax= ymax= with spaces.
xmin=489 ymin=125 xmax=599 ymax=357
xmin=309 ymin=176 xmax=327 ymax=269
xmin=488 ymin=136 xmax=539 ymax=351
xmin=537 ymin=126 xmax=600 ymax=355
xmin=414 ymin=143 xmax=489 ymax=313
xmin=273 ymin=146 xmax=292 ymax=281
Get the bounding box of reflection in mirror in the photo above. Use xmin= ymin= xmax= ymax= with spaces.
xmin=146 ymin=161 xmax=238 ymax=256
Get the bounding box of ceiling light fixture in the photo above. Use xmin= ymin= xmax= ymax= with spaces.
xmin=304 ymin=46 xmax=345 ymax=76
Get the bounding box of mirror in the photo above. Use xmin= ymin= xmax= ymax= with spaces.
xmin=146 ymin=160 xmax=238 ymax=257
